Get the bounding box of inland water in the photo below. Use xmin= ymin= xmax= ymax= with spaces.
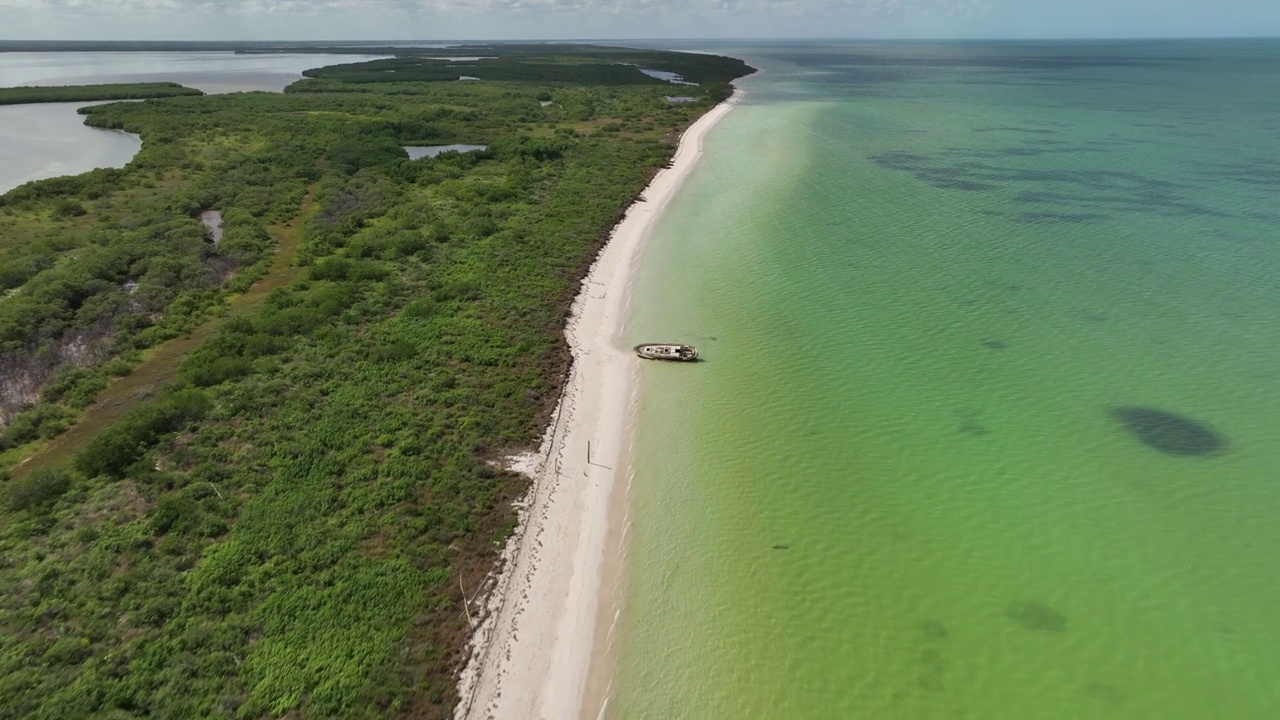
xmin=618 ymin=40 xmax=1280 ymax=720
xmin=0 ymin=51 xmax=385 ymax=194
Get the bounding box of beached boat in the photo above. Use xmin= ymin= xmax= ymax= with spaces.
xmin=634 ymin=343 xmax=698 ymax=361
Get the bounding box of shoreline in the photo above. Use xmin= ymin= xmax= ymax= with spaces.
xmin=455 ymin=88 xmax=742 ymax=720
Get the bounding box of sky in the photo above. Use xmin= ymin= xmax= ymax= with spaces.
xmin=3 ymin=0 xmax=1280 ymax=41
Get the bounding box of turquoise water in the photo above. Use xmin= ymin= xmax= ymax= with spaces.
xmin=617 ymin=42 xmax=1280 ymax=719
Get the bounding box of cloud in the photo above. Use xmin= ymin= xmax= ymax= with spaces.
xmin=5 ymin=0 xmax=1279 ymax=40
xmin=0 ymin=0 xmax=986 ymax=17
xmin=7 ymin=0 xmax=1278 ymax=41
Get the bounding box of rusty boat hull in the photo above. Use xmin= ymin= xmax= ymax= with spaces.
xmin=634 ymin=343 xmax=699 ymax=362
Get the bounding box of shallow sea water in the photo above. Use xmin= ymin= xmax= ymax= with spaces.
xmin=617 ymin=41 xmax=1280 ymax=719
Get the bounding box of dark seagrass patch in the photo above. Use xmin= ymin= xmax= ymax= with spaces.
xmin=1111 ymin=407 xmax=1225 ymax=457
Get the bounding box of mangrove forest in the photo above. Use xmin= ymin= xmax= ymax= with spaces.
xmin=0 ymin=45 xmax=752 ymax=718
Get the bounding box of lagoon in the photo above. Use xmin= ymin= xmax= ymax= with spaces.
xmin=0 ymin=51 xmax=386 ymax=195
xmin=0 ymin=101 xmax=141 ymax=196
xmin=0 ymin=51 xmax=387 ymax=94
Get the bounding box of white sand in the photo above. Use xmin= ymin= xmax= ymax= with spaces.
xmin=455 ymin=90 xmax=741 ymax=720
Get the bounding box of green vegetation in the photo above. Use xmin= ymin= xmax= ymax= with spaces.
xmin=298 ymin=45 xmax=751 ymax=88
xmin=0 ymin=82 xmax=203 ymax=105
xmin=0 ymin=45 xmax=752 ymax=718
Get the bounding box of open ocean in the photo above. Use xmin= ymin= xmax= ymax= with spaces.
xmin=618 ymin=41 xmax=1280 ymax=719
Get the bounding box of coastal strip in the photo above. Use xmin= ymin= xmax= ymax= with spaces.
xmin=455 ymin=89 xmax=742 ymax=720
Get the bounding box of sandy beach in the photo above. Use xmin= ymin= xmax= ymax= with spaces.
xmin=455 ymin=89 xmax=741 ymax=720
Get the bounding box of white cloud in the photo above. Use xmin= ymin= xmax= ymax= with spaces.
xmin=3 ymin=0 xmax=1277 ymax=42
xmin=0 ymin=0 xmax=985 ymax=17
xmin=0 ymin=0 xmax=1000 ymax=40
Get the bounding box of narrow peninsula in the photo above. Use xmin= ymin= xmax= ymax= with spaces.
xmin=0 ymin=45 xmax=751 ymax=718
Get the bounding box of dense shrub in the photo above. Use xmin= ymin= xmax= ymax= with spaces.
xmin=50 ymin=199 xmax=87 ymax=219
xmin=0 ymin=404 xmax=77 ymax=449
xmin=2 ymin=468 xmax=73 ymax=512
xmin=75 ymin=389 xmax=211 ymax=478
xmin=217 ymin=209 xmax=274 ymax=265
xmin=180 ymin=354 xmax=252 ymax=387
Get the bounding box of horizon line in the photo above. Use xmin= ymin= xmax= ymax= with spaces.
xmin=2 ymin=35 xmax=1280 ymax=45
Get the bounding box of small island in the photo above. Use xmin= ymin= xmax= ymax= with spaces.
xmin=0 ymin=81 xmax=203 ymax=106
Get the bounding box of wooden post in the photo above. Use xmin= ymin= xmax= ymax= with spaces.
xmin=586 ymin=441 xmax=612 ymax=470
